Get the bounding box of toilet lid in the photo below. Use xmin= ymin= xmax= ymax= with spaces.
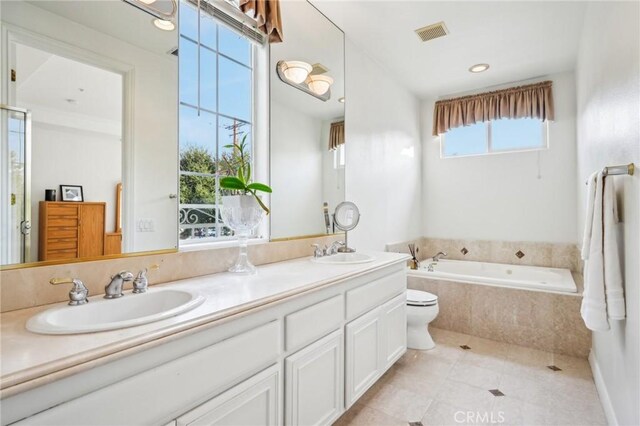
xmin=407 ymin=289 xmax=438 ymax=306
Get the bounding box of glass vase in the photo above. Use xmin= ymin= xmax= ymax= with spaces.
xmin=220 ymin=195 xmax=264 ymax=275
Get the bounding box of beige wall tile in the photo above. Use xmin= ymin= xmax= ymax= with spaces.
xmin=0 ymin=235 xmax=342 ymax=313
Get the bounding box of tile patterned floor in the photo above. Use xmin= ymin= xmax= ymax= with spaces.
xmin=334 ymin=328 xmax=606 ymax=426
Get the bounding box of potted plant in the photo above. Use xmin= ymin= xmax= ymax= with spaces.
xmin=219 ymin=134 xmax=272 ymax=274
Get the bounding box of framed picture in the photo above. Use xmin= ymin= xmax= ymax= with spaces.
xmin=60 ymin=185 xmax=84 ymax=202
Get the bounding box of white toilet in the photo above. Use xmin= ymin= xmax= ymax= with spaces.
xmin=406 ymin=289 xmax=439 ymax=350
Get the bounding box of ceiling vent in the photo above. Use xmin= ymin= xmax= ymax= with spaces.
xmin=415 ymin=21 xmax=449 ymax=42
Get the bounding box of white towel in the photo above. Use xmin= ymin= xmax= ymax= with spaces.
xmin=581 ymin=172 xmax=625 ymax=331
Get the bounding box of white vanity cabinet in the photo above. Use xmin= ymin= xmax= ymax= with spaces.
xmin=3 ymin=258 xmax=408 ymax=426
xmin=285 ymin=329 xmax=343 ymax=426
xmin=345 ymin=292 xmax=407 ymax=408
xmin=175 ymin=365 xmax=281 ymax=426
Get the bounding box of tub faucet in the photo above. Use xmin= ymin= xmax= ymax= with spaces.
xmin=104 ymin=271 xmax=134 ymax=299
xmin=432 ymin=251 xmax=448 ymax=262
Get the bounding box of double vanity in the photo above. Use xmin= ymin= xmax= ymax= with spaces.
xmin=0 ymin=251 xmax=409 ymax=425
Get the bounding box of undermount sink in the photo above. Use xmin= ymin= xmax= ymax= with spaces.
xmin=26 ymin=289 xmax=205 ymax=335
xmin=311 ymin=252 xmax=375 ymax=265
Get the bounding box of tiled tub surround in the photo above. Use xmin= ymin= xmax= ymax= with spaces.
xmin=408 ymin=275 xmax=590 ymax=358
xmin=0 ymin=234 xmax=342 ymax=313
xmin=387 ymin=237 xmax=582 ymax=272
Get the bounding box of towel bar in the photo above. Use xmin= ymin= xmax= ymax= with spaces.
xmin=585 ymin=163 xmax=635 ymax=184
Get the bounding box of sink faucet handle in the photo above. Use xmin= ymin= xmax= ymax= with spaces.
xmin=311 ymin=244 xmax=325 ymax=258
xmin=133 ymin=264 xmax=159 ymax=294
xmin=50 ymin=277 xmax=89 ymax=306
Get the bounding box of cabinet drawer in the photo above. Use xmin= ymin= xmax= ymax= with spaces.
xmin=47 ymin=218 xmax=78 ymax=227
xmin=47 ymin=228 xmax=77 ymax=239
xmin=285 ymin=295 xmax=343 ymax=351
xmin=346 ymin=270 xmax=406 ymax=320
xmin=45 ymin=249 xmax=77 ymax=260
xmin=17 ymin=321 xmax=282 ymax=425
xmin=47 ymin=239 xmax=78 ymax=250
xmin=47 ymin=205 xmax=78 ymax=217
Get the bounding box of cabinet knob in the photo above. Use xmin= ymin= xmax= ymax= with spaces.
xmin=169 ymin=194 xmax=177 ymax=199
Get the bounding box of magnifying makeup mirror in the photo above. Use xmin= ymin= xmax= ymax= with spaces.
xmin=333 ymin=201 xmax=360 ymax=252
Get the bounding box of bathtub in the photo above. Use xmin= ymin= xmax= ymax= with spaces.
xmin=408 ymin=259 xmax=577 ymax=293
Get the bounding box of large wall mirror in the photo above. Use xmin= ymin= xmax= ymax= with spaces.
xmin=270 ymin=1 xmax=345 ymax=240
xmin=1 ymin=0 xmax=179 ymax=269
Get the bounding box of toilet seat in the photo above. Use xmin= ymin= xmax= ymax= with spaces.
xmin=406 ymin=289 xmax=438 ymax=307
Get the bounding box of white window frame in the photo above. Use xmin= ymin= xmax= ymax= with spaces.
xmin=178 ymin=0 xmax=268 ymax=248
xmin=439 ymin=119 xmax=549 ymax=159
xmin=333 ymin=144 xmax=345 ymax=169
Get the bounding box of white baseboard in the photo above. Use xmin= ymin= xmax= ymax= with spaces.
xmin=589 ymin=350 xmax=618 ymax=426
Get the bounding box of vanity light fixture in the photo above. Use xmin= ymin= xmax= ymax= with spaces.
xmin=153 ymin=18 xmax=175 ymax=31
xmin=139 ymin=0 xmax=157 ymax=3
xmin=307 ymin=74 xmax=334 ymax=96
xmin=469 ymin=63 xmax=490 ymax=73
xmin=281 ymin=61 xmax=313 ymax=84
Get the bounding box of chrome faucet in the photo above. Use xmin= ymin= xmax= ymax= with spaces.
xmin=431 ymin=251 xmax=448 ymax=261
xmin=327 ymin=241 xmax=345 ymax=255
xmin=133 ymin=269 xmax=149 ymax=294
xmin=104 ymin=271 xmax=134 ymax=299
xmin=311 ymin=244 xmax=326 ymax=258
xmin=50 ymin=278 xmax=89 ymax=306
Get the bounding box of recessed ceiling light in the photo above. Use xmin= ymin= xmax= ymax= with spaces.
xmin=469 ymin=63 xmax=490 ymax=73
xmin=338 ymin=97 xmax=345 ymax=103
xmin=153 ymin=19 xmax=175 ymax=31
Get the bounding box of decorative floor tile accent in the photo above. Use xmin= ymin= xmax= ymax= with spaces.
xmin=488 ymin=389 xmax=505 ymax=397
xmin=515 ymin=250 xmax=525 ymax=259
xmin=460 ymin=345 xmax=472 ymax=350
xmin=409 ymin=422 xmax=423 ymax=426
xmin=460 ymin=247 xmax=469 ymax=255
xmin=547 ymin=365 xmax=563 ymax=371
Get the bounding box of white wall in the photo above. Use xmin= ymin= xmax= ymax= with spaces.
xmin=575 ymin=3 xmax=640 ymax=425
xmin=344 ymin=39 xmax=422 ymax=250
xmin=421 ymin=71 xmax=578 ymax=243
xmin=1 ymin=1 xmax=178 ymax=254
xmin=270 ymin=101 xmax=325 ymax=238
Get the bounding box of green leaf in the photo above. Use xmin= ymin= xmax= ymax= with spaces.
xmin=223 ymin=144 xmax=235 ymax=149
xmin=220 ymin=176 xmax=246 ymax=190
xmin=246 ymin=182 xmax=272 ymax=193
xmin=246 ymin=163 xmax=251 ymax=183
xmin=238 ymin=166 xmax=245 ymax=184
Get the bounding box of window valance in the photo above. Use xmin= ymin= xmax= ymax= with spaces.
xmin=432 ymin=80 xmax=554 ymax=136
xmin=240 ymin=0 xmax=283 ymax=43
xmin=329 ymin=121 xmax=345 ymax=150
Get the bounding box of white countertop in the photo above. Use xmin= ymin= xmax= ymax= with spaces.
xmin=0 ymin=251 xmax=408 ymax=396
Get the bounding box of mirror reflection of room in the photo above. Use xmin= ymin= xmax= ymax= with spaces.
xmin=269 ymin=0 xmax=345 ymax=240
xmin=0 ymin=0 xmax=178 ymax=267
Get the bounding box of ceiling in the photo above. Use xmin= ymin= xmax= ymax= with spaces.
xmin=311 ymin=1 xmax=587 ymax=99
xmin=27 ymin=0 xmax=177 ymax=56
xmin=17 ymin=43 xmax=122 ymax=124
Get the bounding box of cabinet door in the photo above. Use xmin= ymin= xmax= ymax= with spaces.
xmin=285 ymin=329 xmax=343 ymax=426
xmin=176 ymin=365 xmax=281 ymax=426
xmin=381 ymin=293 xmax=407 ymax=369
xmin=345 ymin=306 xmax=383 ymax=408
xmin=78 ymin=204 xmax=104 ymax=258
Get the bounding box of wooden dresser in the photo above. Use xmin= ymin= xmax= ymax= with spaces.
xmin=38 ymin=202 xmax=106 ymax=261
